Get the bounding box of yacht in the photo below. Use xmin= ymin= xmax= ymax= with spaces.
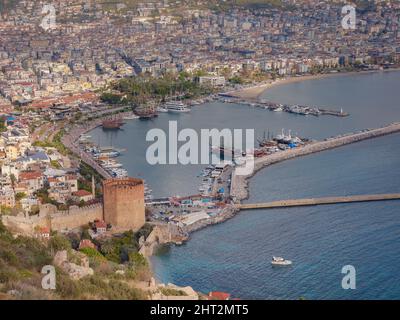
xmin=271 ymin=256 xmax=292 ymax=266
xmin=165 ymin=101 xmax=190 ymax=113
xmin=275 ymin=129 xmax=286 ymax=143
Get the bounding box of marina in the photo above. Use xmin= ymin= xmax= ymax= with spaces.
xmin=218 ymin=94 xmax=349 ymax=117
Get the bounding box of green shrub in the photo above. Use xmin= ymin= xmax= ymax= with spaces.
xmin=48 ymin=234 xmax=72 ymax=253
xmin=160 ymin=287 xmax=188 ymax=296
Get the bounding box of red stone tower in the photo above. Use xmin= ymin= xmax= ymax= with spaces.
xmin=102 ymin=178 xmax=145 ymax=231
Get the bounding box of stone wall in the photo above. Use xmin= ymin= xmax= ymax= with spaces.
xmin=1 ymin=203 xmax=103 ymax=234
xmin=49 ymin=204 xmax=103 ymax=231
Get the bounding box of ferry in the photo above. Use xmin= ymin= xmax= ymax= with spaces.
xmin=271 ymin=256 xmax=292 ymax=266
xmin=165 ymin=101 xmax=190 ymax=113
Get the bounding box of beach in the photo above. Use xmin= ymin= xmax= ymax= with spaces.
xmin=227 ymin=68 xmax=400 ymax=100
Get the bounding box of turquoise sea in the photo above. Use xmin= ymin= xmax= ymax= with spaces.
xmin=90 ymin=70 xmax=400 ymax=299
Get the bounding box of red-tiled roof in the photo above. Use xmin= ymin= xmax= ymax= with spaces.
xmin=73 ymin=190 xmax=92 ymax=197
xmin=19 ymin=171 xmax=42 ymax=181
xmin=209 ymin=292 xmax=231 ymax=300
xmin=37 ymin=226 xmax=50 ymax=234
xmin=95 ymin=220 xmax=107 ymax=229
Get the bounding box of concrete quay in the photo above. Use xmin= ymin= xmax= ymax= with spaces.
xmin=231 ymin=122 xmax=400 ymax=203
xmin=238 ymin=194 xmax=400 ymax=210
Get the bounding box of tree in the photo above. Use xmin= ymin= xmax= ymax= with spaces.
xmin=15 ymin=192 xmax=27 ymax=201
xmin=48 ymin=234 xmax=71 ymax=254
xmin=128 ymin=252 xmax=148 ymax=269
xmin=0 ymin=116 xmax=7 ymax=133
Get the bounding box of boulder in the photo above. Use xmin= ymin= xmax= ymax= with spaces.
xmin=53 ymin=250 xmax=93 ymax=280
xmin=62 ymin=262 xmax=94 ymax=280
xmin=53 ymin=250 xmax=68 ymax=267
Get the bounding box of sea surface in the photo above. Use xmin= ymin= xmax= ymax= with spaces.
xmin=90 ymin=70 xmax=400 ymax=299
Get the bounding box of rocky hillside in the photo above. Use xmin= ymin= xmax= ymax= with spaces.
xmin=0 ymin=221 xmax=150 ymax=300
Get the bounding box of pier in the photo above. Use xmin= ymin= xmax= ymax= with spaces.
xmin=218 ymin=94 xmax=349 ymax=117
xmin=238 ymin=193 xmax=400 ymax=210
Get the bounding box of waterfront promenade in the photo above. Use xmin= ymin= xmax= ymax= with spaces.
xmin=238 ymin=193 xmax=400 ymax=210
xmin=62 ymin=119 xmax=113 ymax=179
xmin=231 ymin=122 xmax=400 ymax=202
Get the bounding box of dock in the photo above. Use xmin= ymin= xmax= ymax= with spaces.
xmin=237 ymin=193 xmax=400 ymax=210
xmin=218 ymin=94 xmax=349 ymax=117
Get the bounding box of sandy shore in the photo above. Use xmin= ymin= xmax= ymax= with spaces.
xmin=227 ymin=68 xmax=400 ymax=100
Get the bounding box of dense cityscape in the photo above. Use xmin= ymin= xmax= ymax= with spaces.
xmin=0 ymin=0 xmax=399 ymax=302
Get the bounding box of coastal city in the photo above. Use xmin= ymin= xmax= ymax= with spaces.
xmin=0 ymin=0 xmax=399 ymax=302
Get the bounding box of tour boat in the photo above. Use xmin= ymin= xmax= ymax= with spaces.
xmin=165 ymin=101 xmax=190 ymax=113
xmin=271 ymin=256 xmax=292 ymax=266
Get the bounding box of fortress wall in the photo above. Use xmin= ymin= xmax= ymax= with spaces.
xmin=2 ymin=204 xmax=104 ymax=234
xmin=50 ymin=204 xmax=103 ymax=231
xmin=2 ymin=215 xmax=37 ymax=235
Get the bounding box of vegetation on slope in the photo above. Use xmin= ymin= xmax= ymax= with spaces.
xmin=0 ymin=220 xmax=151 ymax=300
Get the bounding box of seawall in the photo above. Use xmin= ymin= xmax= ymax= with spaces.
xmin=231 ymin=122 xmax=400 ymax=202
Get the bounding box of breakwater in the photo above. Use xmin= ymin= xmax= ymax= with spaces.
xmin=231 ymin=122 xmax=400 ymax=202
xmin=238 ymin=193 xmax=400 ymax=210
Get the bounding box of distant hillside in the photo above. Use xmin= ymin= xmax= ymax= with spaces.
xmin=0 ymin=0 xmax=289 ymax=14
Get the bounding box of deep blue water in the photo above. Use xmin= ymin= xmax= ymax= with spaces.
xmin=151 ymin=133 xmax=400 ymax=300
xmin=91 ymin=71 xmax=400 ymax=299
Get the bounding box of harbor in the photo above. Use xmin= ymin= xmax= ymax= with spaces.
xmin=64 ymin=70 xmax=397 ymax=297
xmin=145 ymin=121 xmax=400 ymax=238
xmin=70 ymin=99 xmax=400 ymax=239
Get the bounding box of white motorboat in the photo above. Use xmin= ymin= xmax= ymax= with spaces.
xmin=271 ymin=256 xmax=292 ymax=266
xmin=165 ymin=101 xmax=190 ymax=113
